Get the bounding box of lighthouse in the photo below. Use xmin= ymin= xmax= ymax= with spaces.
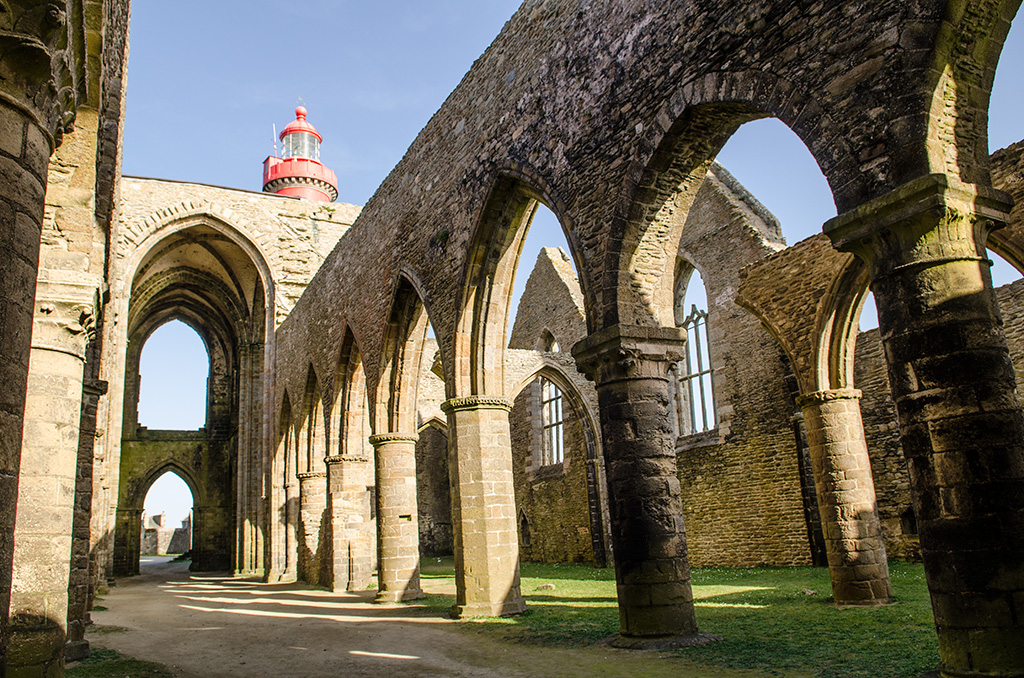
xmin=262 ymin=106 xmax=339 ymax=202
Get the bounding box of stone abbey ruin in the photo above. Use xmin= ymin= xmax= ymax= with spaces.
xmin=1 ymin=0 xmax=1024 ymax=676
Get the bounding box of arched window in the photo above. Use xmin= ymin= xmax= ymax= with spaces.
xmin=540 ymin=329 xmax=560 ymax=353
xmin=673 ymin=263 xmax=716 ymax=435
xmin=540 ymin=377 xmax=564 ymax=466
xmin=138 ymin=320 xmax=209 ymax=430
xmin=519 ymin=511 xmax=532 ymax=548
xmin=679 ymin=305 xmax=716 ymax=434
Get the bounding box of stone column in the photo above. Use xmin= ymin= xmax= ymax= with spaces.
xmin=368 ymin=433 xmax=423 ymax=602
xmin=796 ymin=388 xmax=891 ymax=605
xmin=65 ymin=378 xmax=107 ymax=662
xmin=235 ymin=342 xmax=254 ymax=575
xmin=326 ymin=454 xmax=374 ymax=591
xmin=297 ymin=471 xmax=327 ymax=586
xmin=573 ymin=325 xmax=714 ymax=648
xmin=9 ymin=296 xmax=95 ymax=677
xmin=825 ymin=174 xmax=1024 ymax=677
xmin=441 ymin=397 xmax=526 ymax=618
xmin=112 ymin=508 xmax=141 ymax=577
xmin=0 ymin=79 xmax=77 ymax=672
xmin=283 ymin=483 xmax=298 ymax=582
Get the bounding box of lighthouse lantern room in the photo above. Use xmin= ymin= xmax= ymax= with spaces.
xmin=262 ymin=106 xmax=339 ymax=202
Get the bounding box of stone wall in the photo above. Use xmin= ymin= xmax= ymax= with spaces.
xmin=415 ymin=425 xmax=453 ymax=557
xmin=508 ymin=248 xmax=603 ymax=565
xmin=114 ymin=433 xmax=232 ymax=573
xmin=93 ymin=176 xmax=359 ymax=587
xmin=501 ymin=169 xmax=822 ymax=568
xmin=510 ymin=378 xmax=596 ymax=564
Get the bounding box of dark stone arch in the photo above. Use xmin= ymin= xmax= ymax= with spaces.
xmin=920 ymin=0 xmax=1023 ymax=185
xmin=611 ymin=70 xmax=858 ymax=330
xmin=455 ymin=170 xmax=586 ymax=396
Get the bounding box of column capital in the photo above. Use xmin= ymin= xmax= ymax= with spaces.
xmin=31 ymin=298 xmax=95 ymax=360
xmin=367 ymin=432 xmax=419 ymax=446
xmin=440 ymin=395 xmax=512 ymax=414
xmin=571 ymin=324 xmax=686 ymax=386
xmin=324 ymin=454 xmax=370 ymax=465
xmin=823 ymin=174 xmax=1013 ymax=280
xmin=795 ymin=388 xmax=862 ymax=408
xmin=0 ymin=0 xmax=85 ymax=149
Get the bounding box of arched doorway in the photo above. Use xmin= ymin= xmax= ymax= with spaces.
xmin=112 ymin=219 xmax=273 ymax=576
xmin=141 ymin=471 xmax=195 ymax=561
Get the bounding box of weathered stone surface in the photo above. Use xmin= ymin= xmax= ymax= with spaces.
xmin=5 ymin=2 xmax=1024 ymax=677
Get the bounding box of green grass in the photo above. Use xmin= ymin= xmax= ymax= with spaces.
xmin=66 ymin=648 xmax=175 ymax=678
xmin=419 ymin=558 xmax=937 ymax=678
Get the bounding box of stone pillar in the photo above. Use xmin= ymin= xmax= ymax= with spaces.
xmin=796 ymin=389 xmax=892 ymax=605
xmin=65 ymin=378 xmax=107 ymax=662
xmin=0 ymin=97 xmax=74 ymax=673
xmin=326 ymin=454 xmax=374 ymax=591
xmin=573 ymin=325 xmax=714 ymax=648
xmin=441 ymin=397 xmax=526 ymax=618
xmin=112 ymin=508 xmax=141 ymax=577
xmin=283 ymin=483 xmax=298 ymax=582
xmin=368 ymin=433 xmax=423 ymax=602
xmin=825 ymin=174 xmax=1024 ymax=677
xmin=297 ymin=471 xmax=327 ymax=586
xmin=9 ymin=296 xmax=95 ymax=677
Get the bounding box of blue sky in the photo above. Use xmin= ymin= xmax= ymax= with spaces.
xmin=132 ymin=3 xmax=1023 ymax=522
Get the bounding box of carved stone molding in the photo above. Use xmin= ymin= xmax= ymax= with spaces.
xmin=795 ymin=388 xmax=862 ymax=409
xmin=82 ymin=378 xmax=108 ymax=397
xmin=0 ymin=0 xmax=85 ymax=149
xmin=439 ymin=395 xmax=512 ymax=414
xmin=31 ymin=298 xmax=95 ymax=360
xmin=367 ymin=433 xmax=419 ymax=446
xmin=571 ymin=324 xmax=687 ymax=386
xmin=296 ymin=471 xmax=327 ymax=480
xmin=824 ymin=174 xmax=1013 ymax=281
xmin=324 ymin=454 xmax=371 ymax=465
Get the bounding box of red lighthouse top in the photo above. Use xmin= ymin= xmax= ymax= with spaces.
xmin=262 ymin=106 xmax=338 ymax=202
xmin=279 ymin=106 xmax=322 ymax=143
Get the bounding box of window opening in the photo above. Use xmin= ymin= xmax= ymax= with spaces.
xmin=540 ymin=377 xmax=564 ymax=465
xmin=680 ymin=305 xmax=716 ymax=434
xmin=138 ymin=320 xmax=209 ymax=430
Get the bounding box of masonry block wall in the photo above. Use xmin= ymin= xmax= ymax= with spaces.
xmin=671 ymin=168 xmax=816 ymax=567
xmin=415 ymin=425 xmax=453 ymax=557
xmin=510 ymin=379 xmax=596 ymax=563
xmin=508 ymin=248 xmax=604 ymax=565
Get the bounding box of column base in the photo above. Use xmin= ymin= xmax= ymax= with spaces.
xmin=374 ymin=589 xmax=425 ymax=603
xmin=605 ymin=632 xmax=721 ymax=650
xmin=451 ymin=597 xmax=527 ymax=618
xmin=7 ymin=622 xmax=65 ymax=678
xmin=268 ymin=570 xmax=296 ymax=584
xmin=63 ymin=639 xmax=90 ymax=662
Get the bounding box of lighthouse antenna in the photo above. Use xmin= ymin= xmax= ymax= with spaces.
xmin=272 ymin=124 xmax=278 ymax=158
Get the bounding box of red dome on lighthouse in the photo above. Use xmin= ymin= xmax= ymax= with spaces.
xmin=262 ymin=106 xmax=338 ymax=202
xmin=279 ymin=106 xmax=322 ymax=142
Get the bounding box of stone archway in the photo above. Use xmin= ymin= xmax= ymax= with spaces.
xmin=111 ymin=217 xmax=274 ymax=576
xmin=113 ymin=460 xmax=203 ymax=576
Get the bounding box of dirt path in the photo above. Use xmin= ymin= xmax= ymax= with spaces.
xmin=83 ymin=558 xmax=807 ymax=678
